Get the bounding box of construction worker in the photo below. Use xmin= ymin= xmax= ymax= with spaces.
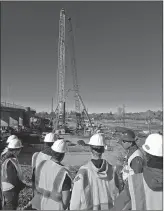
xmin=1 ymin=135 xmax=18 ymax=157
xmin=31 ymin=132 xmax=56 ymax=196
xmin=31 ymin=139 xmax=72 ymax=210
xmin=110 ymin=133 xmax=163 ymax=210
xmin=70 ymin=133 xmax=119 ymax=210
xmin=1 ymin=138 xmax=29 ymax=210
xmin=119 ymin=130 xmax=144 ymax=185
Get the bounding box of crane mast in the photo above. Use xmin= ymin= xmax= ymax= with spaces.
xmin=56 ymin=8 xmax=66 ymax=129
xmin=54 ymin=9 xmax=93 ymax=134
xmin=67 ymin=17 xmax=84 ymax=130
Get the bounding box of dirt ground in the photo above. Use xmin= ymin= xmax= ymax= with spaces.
xmin=15 ymin=119 xmax=162 ymax=209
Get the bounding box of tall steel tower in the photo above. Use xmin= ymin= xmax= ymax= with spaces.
xmin=56 ymin=8 xmax=66 ymax=128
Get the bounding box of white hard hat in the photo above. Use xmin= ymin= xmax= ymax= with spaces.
xmin=44 ymin=133 xmax=55 ymax=143
xmin=7 ymin=138 xmax=23 ymax=149
xmin=51 ymin=139 xmax=67 ymax=153
xmin=6 ymin=135 xmax=18 ymax=144
xmin=142 ymin=133 xmax=163 ymax=157
xmin=88 ymin=133 xmax=106 ymax=147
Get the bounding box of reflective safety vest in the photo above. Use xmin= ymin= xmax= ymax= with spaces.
xmin=32 ymin=151 xmax=52 ymax=171
xmin=121 ymin=149 xmax=143 ymax=181
xmin=128 ymin=173 xmax=163 ymax=210
xmin=32 ymin=151 xmax=52 ymax=197
xmin=70 ymin=160 xmax=119 ymax=210
xmin=1 ymin=157 xmax=24 ymax=192
xmin=31 ymin=159 xmax=72 ymax=210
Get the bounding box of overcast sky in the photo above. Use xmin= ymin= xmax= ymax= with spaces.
xmin=1 ymin=1 xmax=162 ymax=113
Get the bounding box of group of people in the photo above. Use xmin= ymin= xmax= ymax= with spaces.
xmin=0 ymin=130 xmax=163 ymax=210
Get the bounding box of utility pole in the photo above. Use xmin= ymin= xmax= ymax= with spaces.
xmin=147 ymin=110 xmax=151 ymax=134
xmin=51 ymin=97 xmax=54 ymax=113
xmin=122 ymin=104 xmax=126 ymax=126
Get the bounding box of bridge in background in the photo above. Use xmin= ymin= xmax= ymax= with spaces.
xmin=0 ymin=102 xmax=36 ymax=128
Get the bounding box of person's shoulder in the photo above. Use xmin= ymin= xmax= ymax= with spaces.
xmin=132 ymin=156 xmax=144 ymax=163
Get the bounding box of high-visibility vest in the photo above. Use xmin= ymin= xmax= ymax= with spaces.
xmin=32 ymin=151 xmax=52 ymax=197
xmin=70 ymin=160 xmax=119 ymax=210
xmin=1 ymin=157 xmax=24 ymax=192
xmin=121 ymin=149 xmax=143 ymax=181
xmin=32 ymin=151 xmax=52 ymax=171
xmin=31 ymin=159 xmax=72 ymax=210
xmin=128 ymin=173 xmax=163 ymax=210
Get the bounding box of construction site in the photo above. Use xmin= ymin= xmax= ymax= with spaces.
xmin=0 ymin=6 xmax=163 ymax=211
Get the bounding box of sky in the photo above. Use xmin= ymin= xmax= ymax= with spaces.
xmin=1 ymin=1 xmax=163 ymax=113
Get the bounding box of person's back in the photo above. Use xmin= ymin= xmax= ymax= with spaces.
xmin=31 ymin=139 xmax=72 ymax=210
xmin=70 ymin=133 xmax=119 ymax=210
xmin=31 ymin=133 xmax=56 ymax=196
xmin=71 ymin=159 xmax=118 ymax=210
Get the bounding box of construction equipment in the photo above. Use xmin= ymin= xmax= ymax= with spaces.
xmin=56 ymin=8 xmax=66 ymax=131
xmin=54 ymin=9 xmax=94 ymax=134
xmin=67 ymin=17 xmax=93 ymax=132
xmin=67 ymin=17 xmax=83 ymax=130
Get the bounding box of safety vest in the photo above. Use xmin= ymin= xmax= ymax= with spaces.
xmin=32 ymin=151 xmax=52 ymax=171
xmin=121 ymin=149 xmax=143 ymax=181
xmin=1 ymin=157 xmax=24 ymax=192
xmin=70 ymin=160 xmax=119 ymax=210
xmin=128 ymin=173 xmax=163 ymax=210
xmin=31 ymin=159 xmax=72 ymax=210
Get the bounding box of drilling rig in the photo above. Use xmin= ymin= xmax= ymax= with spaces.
xmin=54 ymin=9 xmax=93 ymax=135
xmin=67 ymin=17 xmax=85 ymax=131
xmin=55 ymin=8 xmax=66 ymax=131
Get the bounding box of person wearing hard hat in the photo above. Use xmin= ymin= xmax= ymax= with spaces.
xmin=70 ymin=133 xmax=119 ymax=210
xmin=1 ymin=138 xmax=28 ymax=209
xmin=119 ymin=130 xmax=144 ymax=186
xmin=110 ymin=133 xmax=163 ymax=211
xmin=31 ymin=139 xmax=72 ymax=210
xmin=1 ymin=135 xmax=18 ymax=157
xmin=31 ymin=132 xmax=56 ymax=196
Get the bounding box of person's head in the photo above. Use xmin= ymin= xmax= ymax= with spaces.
xmin=88 ymin=133 xmax=106 ymax=159
xmin=44 ymin=132 xmax=56 ymax=147
xmin=120 ymin=130 xmax=136 ymax=150
xmin=7 ymin=138 xmax=23 ymax=157
xmin=142 ymin=133 xmax=163 ymax=168
xmin=51 ymin=139 xmax=67 ymax=162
